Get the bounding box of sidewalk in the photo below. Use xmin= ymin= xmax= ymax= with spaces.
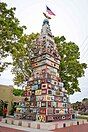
xmin=0 ymin=122 xmax=50 ymax=132
xmin=52 ymin=123 xmax=88 ymax=132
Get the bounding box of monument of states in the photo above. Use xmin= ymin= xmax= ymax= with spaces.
xmin=15 ymin=7 xmax=73 ymax=122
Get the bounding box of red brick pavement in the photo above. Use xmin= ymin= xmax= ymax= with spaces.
xmin=52 ymin=123 xmax=88 ymax=132
xmin=0 ymin=126 xmax=26 ymax=132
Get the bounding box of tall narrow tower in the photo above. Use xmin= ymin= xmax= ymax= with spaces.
xmin=25 ymin=19 xmax=71 ymax=122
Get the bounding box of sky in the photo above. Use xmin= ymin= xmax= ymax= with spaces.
xmin=0 ymin=0 xmax=88 ymax=103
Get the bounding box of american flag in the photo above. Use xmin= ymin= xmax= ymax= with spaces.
xmin=46 ymin=6 xmax=55 ymax=16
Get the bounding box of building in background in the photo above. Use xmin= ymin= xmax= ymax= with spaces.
xmin=0 ymin=85 xmax=13 ymax=113
xmin=0 ymin=84 xmax=24 ymax=114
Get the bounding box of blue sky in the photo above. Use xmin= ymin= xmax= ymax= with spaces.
xmin=1 ymin=0 xmax=88 ymax=103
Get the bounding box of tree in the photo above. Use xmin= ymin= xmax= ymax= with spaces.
xmin=12 ymin=33 xmax=39 ymax=86
xmin=0 ymin=100 xmax=3 ymax=116
xmin=13 ymin=88 xmax=24 ymax=96
xmin=82 ymin=98 xmax=88 ymax=102
xmin=0 ymin=100 xmax=8 ymax=116
xmin=12 ymin=34 xmax=87 ymax=94
xmin=72 ymin=98 xmax=88 ymax=115
xmin=72 ymin=101 xmax=81 ymax=111
xmin=54 ymin=36 xmax=87 ymax=94
xmin=0 ymin=2 xmax=26 ymax=74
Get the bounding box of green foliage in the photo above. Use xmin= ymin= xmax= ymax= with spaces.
xmin=82 ymin=98 xmax=88 ymax=102
xmin=72 ymin=98 xmax=88 ymax=115
xmin=0 ymin=100 xmax=8 ymax=116
xmin=13 ymin=88 xmax=24 ymax=96
xmin=10 ymin=103 xmax=16 ymax=115
xmin=12 ymin=33 xmax=39 ymax=86
xmin=0 ymin=2 xmax=26 ymax=74
xmin=54 ymin=36 xmax=87 ymax=94
xmin=0 ymin=100 xmax=3 ymax=116
xmin=72 ymin=101 xmax=81 ymax=110
xmin=12 ymin=34 xmax=87 ymax=95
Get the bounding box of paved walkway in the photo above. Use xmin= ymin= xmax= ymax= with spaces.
xmin=52 ymin=123 xmax=88 ymax=132
xmin=0 ymin=126 xmax=25 ymax=132
xmin=0 ymin=122 xmax=50 ymax=132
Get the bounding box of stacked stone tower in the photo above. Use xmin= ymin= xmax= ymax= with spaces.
xmin=25 ymin=19 xmax=71 ymax=122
